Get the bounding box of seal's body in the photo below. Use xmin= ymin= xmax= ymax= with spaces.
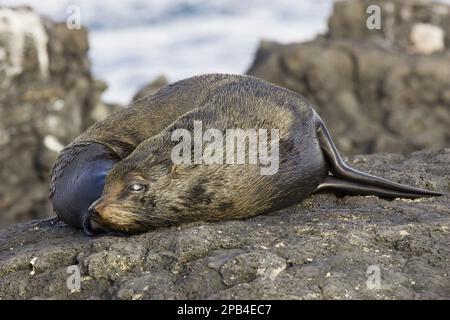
xmin=77 ymin=74 xmax=443 ymax=235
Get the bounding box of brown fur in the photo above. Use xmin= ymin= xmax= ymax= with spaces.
xmin=71 ymin=74 xmax=246 ymax=158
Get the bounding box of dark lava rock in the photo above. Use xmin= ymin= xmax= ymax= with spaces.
xmin=0 ymin=149 xmax=448 ymax=299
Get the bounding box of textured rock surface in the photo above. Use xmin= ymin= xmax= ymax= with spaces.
xmin=0 ymin=7 xmax=109 ymax=227
xmin=247 ymin=0 xmax=450 ymax=156
xmin=0 ymin=149 xmax=448 ymax=300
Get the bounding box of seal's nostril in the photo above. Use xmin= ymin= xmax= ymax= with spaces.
xmin=88 ymin=207 xmax=99 ymax=218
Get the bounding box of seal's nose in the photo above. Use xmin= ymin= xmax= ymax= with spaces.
xmin=88 ymin=197 xmax=110 ymax=224
xmin=88 ymin=199 xmax=103 ymax=219
xmin=88 ymin=206 xmax=99 ymax=218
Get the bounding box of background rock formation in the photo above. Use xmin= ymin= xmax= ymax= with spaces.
xmin=0 ymin=7 xmax=110 ymax=227
xmin=328 ymin=0 xmax=450 ymax=51
xmin=247 ymin=0 xmax=450 ymax=155
xmin=0 ymin=149 xmax=448 ymax=299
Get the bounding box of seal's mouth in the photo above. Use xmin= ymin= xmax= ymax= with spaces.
xmin=82 ymin=204 xmax=111 ymax=236
xmin=82 ymin=214 xmax=99 ymax=236
xmin=85 ymin=195 xmax=150 ymax=234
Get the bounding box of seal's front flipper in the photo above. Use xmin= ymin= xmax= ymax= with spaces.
xmin=50 ymin=142 xmax=120 ymax=235
xmin=316 ymin=123 xmax=444 ymax=199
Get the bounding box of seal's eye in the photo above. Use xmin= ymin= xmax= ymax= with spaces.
xmin=128 ymin=183 xmax=145 ymax=193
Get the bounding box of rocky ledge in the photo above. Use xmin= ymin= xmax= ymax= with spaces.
xmin=0 ymin=149 xmax=449 ymax=300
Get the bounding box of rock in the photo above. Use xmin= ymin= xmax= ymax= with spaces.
xmin=328 ymin=0 xmax=450 ymax=51
xmin=132 ymin=75 xmax=168 ymax=102
xmin=410 ymin=23 xmax=445 ymax=54
xmin=89 ymin=80 xmax=122 ymax=124
xmin=0 ymin=7 xmax=114 ymax=228
xmin=247 ymin=0 xmax=450 ymax=155
xmin=0 ymin=149 xmax=448 ymax=299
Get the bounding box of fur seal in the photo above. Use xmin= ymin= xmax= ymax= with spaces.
xmin=80 ymin=74 xmax=444 ymax=235
xmin=50 ymin=74 xmax=237 ymax=235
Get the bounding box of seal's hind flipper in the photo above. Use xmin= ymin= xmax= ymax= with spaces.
xmin=313 ymin=176 xmax=439 ymax=199
xmin=316 ymin=123 xmax=444 ymax=198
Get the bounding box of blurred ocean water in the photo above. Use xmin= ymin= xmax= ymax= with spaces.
xmin=2 ymin=0 xmax=334 ymax=103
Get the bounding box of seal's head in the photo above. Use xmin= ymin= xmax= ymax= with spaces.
xmin=88 ymin=153 xmax=179 ymax=234
xmin=87 ymin=143 xmax=234 ymax=234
